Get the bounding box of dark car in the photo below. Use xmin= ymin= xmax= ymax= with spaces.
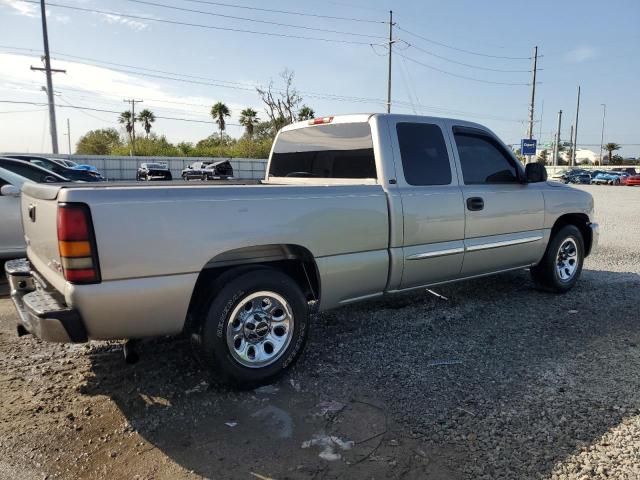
xmin=564 ymin=171 xmax=592 ymax=184
xmin=5 ymin=155 xmax=103 ymax=182
xmin=136 ymin=162 xmax=173 ymax=181
xmin=0 ymin=157 xmax=70 ymax=183
xmin=181 ymin=160 xmax=233 ymax=180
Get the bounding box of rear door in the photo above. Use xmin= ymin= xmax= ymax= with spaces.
xmin=390 ymin=118 xmax=466 ymax=289
xmin=449 ymin=125 xmax=545 ymax=276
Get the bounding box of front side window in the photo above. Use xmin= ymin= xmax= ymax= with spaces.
xmin=270 ymin=123 xmax=376 ymax=179
xmin=396 ymin=123 xmax=451 ymax=186
xmin=454 ymin=129 xmax=519 ymax=184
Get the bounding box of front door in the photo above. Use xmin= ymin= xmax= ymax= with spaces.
xmin=450 ymin=126 xmax=545 ymax=277
xmin=390 ymin=119 xmax=466 ymax=289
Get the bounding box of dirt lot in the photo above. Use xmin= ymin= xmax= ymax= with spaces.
xmin=1 ymin=185 xmax=639 ymax=480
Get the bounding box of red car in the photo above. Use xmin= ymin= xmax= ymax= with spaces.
xmin=622 ymin=174 xmax=640 ymax=186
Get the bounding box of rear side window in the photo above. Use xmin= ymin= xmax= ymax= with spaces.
xmin=454 ymin=130 xmax=519 ymax=184
xmin=269 ymin=123 xmax=376 ymax=179
xmin=396 ymin=123 xmax=451 ymax=185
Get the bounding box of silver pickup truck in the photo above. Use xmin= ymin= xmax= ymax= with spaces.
xmin=6 ymin=114 xmax=598 ymax=387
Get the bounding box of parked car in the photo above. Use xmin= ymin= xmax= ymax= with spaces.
xmin=56 ymin=159 xmax=99 ymax=172
xmin=5 ymin=114 xmax=598 ymax=387
xmin=592 ymin=171 xmax=628 ymax=185
xmin=136 ymin=163 xmax=173 ymax=181
xmin=0 ymin=157 xmax=70 ymax=184
xmin=621 ymin=173 xmax=640 ymax=186
xmin=0 ymin=167 xmax=29 ymax=259
xmin=5 ymin=155 xmax=103 ymax=182
xmin=181 ymin=160 xmax=234 ymax=180
xmin=565 ymin=172 xmax=592 ymax=184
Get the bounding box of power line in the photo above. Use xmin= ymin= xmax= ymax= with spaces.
xmin=125 ymin=0 xmax=385 ymax=39
xmin=396 ymin=25 xmax=531 ymax=60
xmin=19 ymin=0 xmax=374 ymax=45
xmin=403 ymin=42 xmax=531 ymax=73
xmin=398 ymin=53 xmax=530 ymax=86
xmin=0 ymin=99 xmax=243 ymax=126
xmin=181 ymin=0 xmax=385 ymax=24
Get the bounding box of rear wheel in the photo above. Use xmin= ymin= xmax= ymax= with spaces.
xmin=194 ymin=268 xmax=309 ymax=388
xmin=530 ymin=224 xmax=584 ymax=293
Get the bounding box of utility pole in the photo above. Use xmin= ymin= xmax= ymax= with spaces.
xmin=568 ymin=125 xmax=574 ymax=166
xmin=553 ymin=110 xmax=562 ymax=166
xmin=65 ymin=118 xmax=71 ymax=156
xmin=572 ymin=85 xmax=581 ymax=166
xmin=123 ymin=99 xmax=143 ymax=156
xmin=31 ymin=0 xmax=65 ymax=154
xmin=526 ymin=46 xmax=538 ymax=163
xmin=599 ymin=103 xmax=606 ymax=165
xmin=386 ymin=10 xmax=394 ymax=114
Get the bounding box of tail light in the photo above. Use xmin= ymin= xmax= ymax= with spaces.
xmin=57 ymin=203 xmax=101 ymax=284
xmin=309 ymin=116 xmax=333 ymax=125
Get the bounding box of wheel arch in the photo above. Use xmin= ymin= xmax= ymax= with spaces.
xmin=550 ymin=213 xmax=593 ymax=256
xmin=184 ymin=244 xmax=320 ymax=333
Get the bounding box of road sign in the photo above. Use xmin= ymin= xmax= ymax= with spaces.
xmin=521 ymin=139 xmax=537 ymax=156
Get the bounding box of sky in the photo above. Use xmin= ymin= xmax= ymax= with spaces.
xmin=0 ymin=0 xmax=638 ymax=157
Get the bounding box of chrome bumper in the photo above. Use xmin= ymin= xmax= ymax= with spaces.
xmin=4 ymin=258 xmax=87 ymax=343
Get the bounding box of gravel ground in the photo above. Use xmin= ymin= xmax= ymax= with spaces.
xmin=0 ymin=184 xmax=639 ymax=479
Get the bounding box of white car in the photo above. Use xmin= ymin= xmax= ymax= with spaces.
xmin=0 ymin=167 xmax=28 ymax=259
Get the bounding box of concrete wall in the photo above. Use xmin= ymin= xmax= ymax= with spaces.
xmin=6 ymin=154 xmax=268 ymax=181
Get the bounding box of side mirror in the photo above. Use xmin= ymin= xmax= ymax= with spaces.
xmin=0 ymin=184 xmax=20 ymax=197
xmin=44 ymin=176 xmax=58 ymax=183
xmin=525 ymin=163 xmax=547 ymax=183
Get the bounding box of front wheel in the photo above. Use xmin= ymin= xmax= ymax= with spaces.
xmin=194 ymin=268 xmax=309 ymax=388
xmin=530 ymin=224 xmax=584 ymax=293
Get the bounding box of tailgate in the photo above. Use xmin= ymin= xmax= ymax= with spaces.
xmin=21 ymin=183 xmax=66 ymax=291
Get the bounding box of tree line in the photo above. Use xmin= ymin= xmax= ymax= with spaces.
xmin=76 ymin=70 xmax=315 ymax=158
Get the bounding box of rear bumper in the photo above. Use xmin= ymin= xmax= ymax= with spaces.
xmin=5 ymin=258 xmax=87 ymax=343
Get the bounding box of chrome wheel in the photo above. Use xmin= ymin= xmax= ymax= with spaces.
xmin=226 ymin=291 xmax=294 ymax=368
xmin=556 ymin=238 xmax=579 ymax=282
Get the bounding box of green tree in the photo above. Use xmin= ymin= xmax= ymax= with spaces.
xmin=75 ymin=128 xmax=122 ymax=154
xmin=239 ymin=107 xmax=259 ymax=138
xmin=118 ymin=111 xmax=134 ymax=145
xmin=176 ymin=141 xmax=194 ymax=155
xmin=297 ymin=105 xmax=315 ymax=121
xmin=611 ymin=154 xmax=624 ymax=165
xmin=537 ymin=149 xmax=548 ymax=165
xmin=137 ymin=109 xmax=156 ymax=137
xmin=604 ymin=142 xmax=621 ymax=164
xmin=211 ymin=102 xmax=231 ymax=140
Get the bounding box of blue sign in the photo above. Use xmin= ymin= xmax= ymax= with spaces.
xmin=521 ymin=139 xmax=537 ymax=156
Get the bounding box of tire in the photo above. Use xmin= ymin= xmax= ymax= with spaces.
xmin=194 ymin=267 xmax=309 ymax=388
xmin=530 ymin=224 xmax=584 ymax=293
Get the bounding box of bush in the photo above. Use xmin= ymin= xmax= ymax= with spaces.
xmin=76 ymin=128 xmax=122 ymax=155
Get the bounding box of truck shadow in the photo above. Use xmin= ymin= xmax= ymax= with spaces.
xmin=82 ymin=266 xmax=640 ymax=479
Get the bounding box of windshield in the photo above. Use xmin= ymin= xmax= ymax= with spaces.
xmin=146 ymin=163 xmax=165 ymax=169
xmin=269 ymin=122 xmax=376 ymax=179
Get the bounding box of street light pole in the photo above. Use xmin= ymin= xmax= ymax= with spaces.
xmin=599 ymin=104 xmax=607 ymax=165
xmin=386 ymin=10 xmax=394 ymax=114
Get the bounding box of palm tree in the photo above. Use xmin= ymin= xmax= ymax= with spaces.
xmin=211 ymin=102 xmax=231 ymax=140
xmin=297 ymin=105 xmax=315 ymax=121
xmin=239 ymin=107 xmax=259 ymax=138
xmin=118 ymin=110 xmax=134 ymax=145
xmin=604 ymin=142 xmax=621 ymax=164
xmin=137 ymin=109 xmax=155 ymax=137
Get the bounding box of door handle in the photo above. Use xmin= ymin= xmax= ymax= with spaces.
xmin=466 ymin=197 xmax=484 ymax=211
